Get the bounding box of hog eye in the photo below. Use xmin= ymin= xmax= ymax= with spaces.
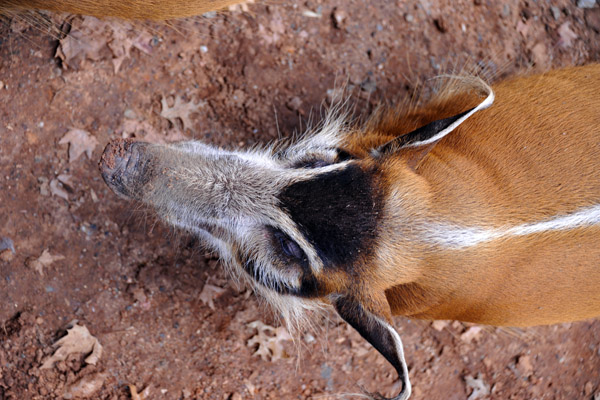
xmin=279 ymin=235 xmax=303 ymax=259
xmin=273 ymin=230 xmax=305 ymax=260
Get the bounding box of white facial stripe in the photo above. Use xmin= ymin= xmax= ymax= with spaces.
xmin=405 ymin=87 xmax=495 ymax=148
xmin=286 ymin=160 xmax=354 ymax=180
xmin=427 ymin=203 xmax=600 ymax=249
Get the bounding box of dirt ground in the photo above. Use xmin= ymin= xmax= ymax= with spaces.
xmin=1 ymin=0 xmax=600 ymax=399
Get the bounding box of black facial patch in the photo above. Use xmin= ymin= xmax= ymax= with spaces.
xmin=336 ymin=148 xmax=355 ymax=161
xmin=278 ymin=163 xmax=381 ymax=268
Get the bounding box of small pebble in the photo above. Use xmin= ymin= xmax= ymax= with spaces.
xmin=0 ymin=81 xmax=4 ymax=90
xmin=0 ymin=237 xmax=15 ymax=254
xmin=501 ymin=4 xmax=511 ymax=18
xmin=577 ymin=0 xmax=597 ymax=8
xmin=404 ymin=13 xmax=414 ymax=22
xmin=304 ymin=333 xmax=315 ymax=343
xmin=551 ymin=6 xmax=561 ymax=20
xmin=124 ymin=109 xmax=137 ymax=119
xmin=331 ymin=7 xmax=348 ymax=29
xmin=584 ymin=381 xmax=594 ymax=395
xmin=286 ymin=96 xmax=303 ymax=111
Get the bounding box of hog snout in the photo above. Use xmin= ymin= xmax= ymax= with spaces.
xmin=99 ymin=139 xmax=152 ymax=200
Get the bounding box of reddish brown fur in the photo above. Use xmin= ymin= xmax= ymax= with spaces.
xmin=2 ymin=0 xmax=248 ymax=19
xmin=341 ymin=64 xmax=600 ymax=327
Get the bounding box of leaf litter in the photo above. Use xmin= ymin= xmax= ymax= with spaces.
xmin=59 ymin=129 xmax=99 ymax=163
xmin=27 ymin=248 xmax=65 ymax=276
xmin=160 ymin=96 xmax=205 ymax=131
xmin=465 ymin=373 xmax=490 ymax=400
xmin=62 ymin=372 xmax=108 ymax=399
xmin=246 ymin=320 xmax=292 ymax=362
xmin=56 ymin=16 xmax=153 ymax=72
xmin=199 ymin=283 xmax=226 ymax=310
xmin=41 ymin=322 xmax=103 ymax=369
xmin=49 ymin=174 xmax=75 ymax=201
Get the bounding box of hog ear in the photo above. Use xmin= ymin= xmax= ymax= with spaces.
xmin=372 ymin=89 xmax=494 ymax=169
xmin=333 ymin=293 xmax=412 ymax=400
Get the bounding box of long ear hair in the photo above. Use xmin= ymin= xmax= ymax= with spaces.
xmin=372 ymin=78 xmax=494 ymax=157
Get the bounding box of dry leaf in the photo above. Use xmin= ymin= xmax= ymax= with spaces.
xmin=199 ymin=284 xmax=226 ymax=310
xmin=557 ymin=22 xmax=578 ymax=48
xmin=62 ymin=373 xmax=108 ymax=399
xmin=57 ymin=174 xmax=74 ymax=187
xmin=247 ymin=320 xmax=292 ymax=362
xmin=465 ymin=374 xmax=490 ymax=400
xmin=41 ymin=323 xmax=103 ymax=369
xmin=27 ymin=249 xmax=65 ymax=276
xmin=108 ymin=23 xmax=153 ymax=73
xmin=56 ymin=17 xmax=110 ymax=68
xmin=160 ymin=96 xmax=205 ymax=130
xmin=49 ymin=174 xmax=74 ymax=202
xmin=56 ymin=16 xmax=153 ymax=72
xmin=244 ymin=379 xmax=256 ymax=396
xmin=50 ymin=179 xmax=69 ymax=201
xmin=108 ymin=23 xmax=132 ymax=73
xmin=129 ymin=385 xmax=142 ymax=400
xmin=59 ymin=129 xmax=99 ymax=163
xmin=129 ymin=384 xmax=152 ymax=400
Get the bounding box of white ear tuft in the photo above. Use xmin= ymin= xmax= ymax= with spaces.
xmin=373 ymin=85 xmax=494 ymax=156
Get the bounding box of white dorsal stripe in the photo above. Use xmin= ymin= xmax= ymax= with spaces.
xmin=404 ymin=86 xmax=495 ymax=148
xmin=427 ymin=203 xmax=600 ymax=249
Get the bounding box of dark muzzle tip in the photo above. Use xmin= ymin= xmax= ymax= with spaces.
xmin=99 ymin=138 xmax=149 ymax=199
xmin=99 ymin=138 xmax=138 ymax=174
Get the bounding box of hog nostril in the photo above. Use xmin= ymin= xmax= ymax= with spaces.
xmin=99 ymin=138 xmax=150 ymax=199
xmin=124 ymin=143 xmax=142 ymax=174
xmin=99 ymin=138 xmax=137 ymax=176
xmin=100 ymin=140 xmax=120 ymax=169
xmin=99 ymin=138 xmax=154 ymax=201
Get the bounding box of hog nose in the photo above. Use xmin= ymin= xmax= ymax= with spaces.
xmin=99 ymin=139 xmax=149 ymax=199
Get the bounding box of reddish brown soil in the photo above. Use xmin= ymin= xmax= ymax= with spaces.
xmin=1 ymin=1 xmax=600 ymax=399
